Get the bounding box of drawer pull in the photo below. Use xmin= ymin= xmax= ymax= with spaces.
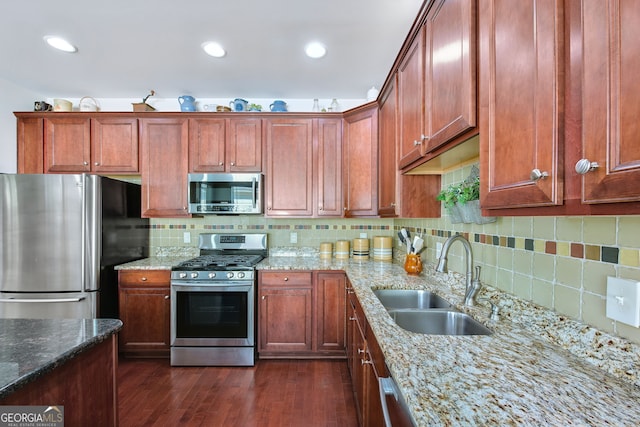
xmin=141 ymin=277 xmax=147 ymax=281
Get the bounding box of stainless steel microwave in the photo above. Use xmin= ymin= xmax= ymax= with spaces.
xmin=187 ymin=173 xmax=263 ymax=214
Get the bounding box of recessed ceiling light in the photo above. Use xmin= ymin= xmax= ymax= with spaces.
xmin=43 ymin=35 xmax=77 ymax=53
xmin=202 ymin=41 xmax=226 ymax=58
xmin=305 ymin=42 xmax=326 ymax=59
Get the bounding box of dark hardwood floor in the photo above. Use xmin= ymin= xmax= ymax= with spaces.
xmin=118 ymin=357 xmax=359 ymax=427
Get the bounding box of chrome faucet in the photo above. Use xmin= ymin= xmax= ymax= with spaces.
xmin=436 ymin=234 xmax=482 ymax=306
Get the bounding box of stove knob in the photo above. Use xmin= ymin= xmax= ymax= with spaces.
xmin=226 ymin=272 xmax=234 ymax=279
xmin=208 ymin=272 xmax=217 ymax=279
xmin=237 ymin=272 xmax=245 ymax=279
xmin=190 ymin=272 xmax=199 ymax=279
xmin=179 ymin=273 xmax=187 ymax=279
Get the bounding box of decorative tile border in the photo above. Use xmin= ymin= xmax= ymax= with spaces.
xmin=398 ymin=226 xmax=638 ymax=267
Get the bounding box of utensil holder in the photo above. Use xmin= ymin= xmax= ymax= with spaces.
xmin=404 ymin=254 xmax=423 ymax=275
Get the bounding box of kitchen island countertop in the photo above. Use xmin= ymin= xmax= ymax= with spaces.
xmin=258 ymin=256 xmax=640 ymax=426
xmin=0 ymin=318 xmax=122 ymax=399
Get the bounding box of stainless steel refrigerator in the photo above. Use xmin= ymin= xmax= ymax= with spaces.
xmin=0 ymin=174 xmax=149 ymax=319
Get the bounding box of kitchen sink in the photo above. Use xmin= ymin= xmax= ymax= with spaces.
xmin=373 ymin=289 xmax=454 ymax=310
xmin=389 ymin=310 xmax=493 ymax=336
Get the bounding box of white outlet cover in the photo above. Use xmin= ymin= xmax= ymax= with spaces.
xmin=606 ymin=276 xmax=640 ymax=327
xmin=360 ymin=233 xmax=367 ymax=238
xmin=290 ymin=232 xmax=298 ymax=244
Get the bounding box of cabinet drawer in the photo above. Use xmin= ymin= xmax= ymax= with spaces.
xmin=260 ymin=271 xmax=312 ymax=286
xmin=118 ymin=270 xmax=170 ymax=287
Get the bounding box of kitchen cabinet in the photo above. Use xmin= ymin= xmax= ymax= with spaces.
xmin=189 ymin=117 xmax=262 ymax=173
xmin=479 ymin=0 xmax=640 ymax=215
xmin=258 ymin=271 xmax=346 ymax=358
xmin=118 ymin=270 xmax=171 ymax=358
xmin=346 ymin=283 xmax=388 ymax=427
xmin=378 ymin=76 xmax=443 ymax=218
xmin=578 ymin=0 xmax=640 ymax=204
xmin=264 ymin=116 xmax=343 ymax=217
xmin=343 ymin=104 xmax=378 ymax=217
xmin=397 ymin=0 xmax=478 ymax=171
xmin=16 ymin=116 xmax=44 ymax=173
xmin=479 ymin=0 xmax=563 ymax=209
xmin=258 ymin=271 xmax=313 ymax=355
xmin=15 ymin=113 xmax=139 ymax=174
xmin=140 ymin=117 xmax=190 ymax=217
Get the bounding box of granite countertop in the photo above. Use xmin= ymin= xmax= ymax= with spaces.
xmin=0 ymin=318 xmax=122 ymax=399
xmin=258 ymin=256 xmax=640 ymax=426
xmin=114 ymin=256 xmax=192 ymax=270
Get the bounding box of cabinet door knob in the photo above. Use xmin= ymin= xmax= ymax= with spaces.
xmin=413 ymin=140 xmax=422 ymax=146
xmin=141 ymin=277 xmax=147 ymax=281
xmin=530 ymin=169 xmax=549 ymax=181
xmin=230 ymin=162 xmax=235 ymax=166
xmin=164 ymin=295 xmax=169 ymax=300
xmin=262 ymin=295 xmax=266 ymax=300
xmin=94 ymin=162 xmax=100 ymax=166
xmin=83 ymin=161 xmax=89 ymax=166
xmin=390 ymin=202 xmax=396 ymax=207
xmin=575 ymin=158 xmax=600 ymax=175
xmin=219 ymin=162 xmax=224 ymax=166
xmin=283 ymin=277 xmax=289 ymax=281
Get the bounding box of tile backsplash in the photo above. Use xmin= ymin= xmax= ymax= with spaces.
xmin=150 ymin=164 xmax=640 ymax=346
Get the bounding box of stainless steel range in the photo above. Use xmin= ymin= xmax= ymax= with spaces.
xmin=170 ymin=233 xmax=267 ymax=366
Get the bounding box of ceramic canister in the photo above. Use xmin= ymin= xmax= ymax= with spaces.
xmin=352 ymin=238 xmax=369 ymax=260
xmin=372 ymin=236 xmax=393 ymax=261
xmin=319 ymin=242 xmax=333 ymax=259
xmin=335 ymin=240 xmax=350 ymax=259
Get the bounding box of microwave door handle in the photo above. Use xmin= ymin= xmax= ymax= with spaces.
xmin=252 ymin=177 xmax=257 ymax=209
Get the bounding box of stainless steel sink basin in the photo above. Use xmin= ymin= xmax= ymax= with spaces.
xmin=389 ymin=310 xmax=493 ymax=335
xmin=373 ymin=289 xmax=454 ymax=310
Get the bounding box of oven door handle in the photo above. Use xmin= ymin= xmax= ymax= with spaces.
xmin=170 ymin=282 xmax=253 ymax=292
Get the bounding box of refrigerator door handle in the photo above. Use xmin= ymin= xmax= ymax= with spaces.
xmin=0 ymin=297 xmax=87 ymax=303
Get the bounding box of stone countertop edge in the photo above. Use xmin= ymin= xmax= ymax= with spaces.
xmin=257 ymin=256 xmax=640 ymax=426
xmin=0 ymin=318 xmax=122 ymax=399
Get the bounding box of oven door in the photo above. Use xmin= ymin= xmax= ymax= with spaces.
xmin=170 ymin=282 xmax=254 ymax=347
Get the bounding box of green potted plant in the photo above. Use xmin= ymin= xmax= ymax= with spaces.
xmin=436 ymin=184 xmax=463 ymax=223
xmin=436 ymin=171 xmax=495 ymax=224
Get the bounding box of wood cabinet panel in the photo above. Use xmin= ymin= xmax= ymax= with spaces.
xmin=140 ymin=118 xmax=190 ymax=217
xmin=118 ymin=270 xmax=171 ymax=358
xmin=315 ymin=272 xmax=346 ymax=354
xmin=343 ymin=105 xmax=379 ymax=217
xmin=397 ymin=27 xmax=426 ymax=169
xmin=378 ymin=79 xmax=398 ymax=217
xmin=264 ymin=118 xmax=314 ymax=216
xmin=259 ymin=287 xmax=313 ymax=354
xmin=479 ymin=0 xmax=564 ymax=209
xmin=91 ymin=116 xmax=139 ymax=173
xmin=580 ymin=0 xmax=640 ymax=204
xmin=316 ymin=118 xmax=343 ymax=216
xmin=17 ymin=117 xmax=44 ymax=173
xmin=44 ymin=117 xmax=91 ymax=172
xmin=189 ymin=117 xmax=226 ymax=172
xmin=227 ymin=118 xmax=262 ymax=172
xmin=423 ymin=0 xmax=477 ymax=153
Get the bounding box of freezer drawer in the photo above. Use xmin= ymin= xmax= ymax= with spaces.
xmin=0 ymin=292 xmax=98 ymax=319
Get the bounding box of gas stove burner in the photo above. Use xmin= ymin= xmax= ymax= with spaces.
xmin=173 ymin=254 xmax=264 ymax=271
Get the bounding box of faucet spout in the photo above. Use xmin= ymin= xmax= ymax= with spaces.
xmin=436 ymin=234 xmax=475 ymax=305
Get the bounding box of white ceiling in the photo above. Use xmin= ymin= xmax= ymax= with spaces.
xmin=0 ymin=0 xmax=424 ymax=100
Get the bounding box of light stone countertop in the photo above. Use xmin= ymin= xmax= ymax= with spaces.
xmin=116 ymin=254 xmax=640 ymax=425
xmin=258 ymin=256 xmax=640 ymax=426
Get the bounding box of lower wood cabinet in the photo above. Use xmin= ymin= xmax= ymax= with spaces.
xmin=258 ymin=270 xmax=346 ymax=358
xmin=118 ymin=269 xmax=171 ymax=358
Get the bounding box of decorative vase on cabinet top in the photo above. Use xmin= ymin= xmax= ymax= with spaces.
xmin=178 ymin=96 xmax=196 ymax=112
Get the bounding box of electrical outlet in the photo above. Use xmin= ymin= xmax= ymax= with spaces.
xmin=359 ymin=232 xmax=367 ymax=238
xmin=606 ymin=277 xmax=640 ymax=327
xmin=183 ymin=232 xmax=191 ymax=244
xmin=290 ymin=232 xmax=298 ymax=244
xmin=436 ymin=242 xmax=443 ymax=258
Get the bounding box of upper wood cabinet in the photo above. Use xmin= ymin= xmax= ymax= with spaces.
xmin=479 ymin=0 xmax=564 ymax=209
xmin=16 ymin=113 xmax=139 ymax=174
xmin=422 ymin=0 xmax=477 ymax=154
xmin=264 ymin=116 xmax=343 ymax=218
xmin=140 ymin=117 xmax=190 ymax=218
xmin=579 ymin=0 xmax=640 ymax=204
xmin=188 ymin=117 xmax=262 ymax=173
xmin=264 ymin=117 xmax=314 ymax=216
xmin=343 ymin=104 xmax=379 ymax=217
xmin=17 ymin=116 xmax=44 ymax=173
xmin=315 ymin=118 xmax=343 ymax=217
xmin=479 ymin=0 xmax=640 ymax=215
xmin=397 ymin=0 xmax=478 ymax=171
